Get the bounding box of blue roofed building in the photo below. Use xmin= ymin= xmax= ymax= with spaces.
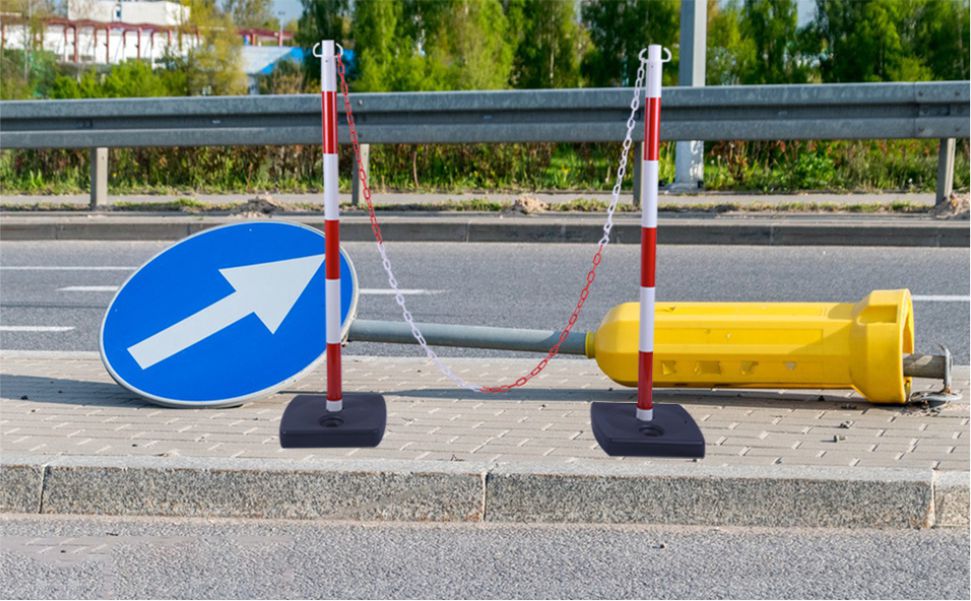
xmin=241 ymin=45 xmax=305 ymax=94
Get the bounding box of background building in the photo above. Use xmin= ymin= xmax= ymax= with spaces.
xmin=0 ymin=0 xmax=295 ymax=72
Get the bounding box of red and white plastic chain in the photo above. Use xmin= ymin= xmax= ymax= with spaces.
xmin=336 ymin=52 xmax=649 ymax=394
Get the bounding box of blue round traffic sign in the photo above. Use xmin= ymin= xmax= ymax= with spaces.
xmin=100 ymin=221 xmax=358 ymax=407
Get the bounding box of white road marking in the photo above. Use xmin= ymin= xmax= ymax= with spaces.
xmin=26 ymin=281 xmax=971 ymax=303
xmin=912 ymin=295 xmax=970 ymax=302
xmin=50 ymin=286 xmax=440 ymax=295
xmin=11 ymin=264 xmax=962 ymax=303
xmin=0 ymin=349 xmax=100 ymax=359
xmin=0 ymin=266 xmax=135 ymax=271
xmin=0 ymin=326 xmax=75 ymax=332
xmin=58 ymin=286 xmax=120 ymax=292
xmin=360 ymin=289 xmax=442 ymax=295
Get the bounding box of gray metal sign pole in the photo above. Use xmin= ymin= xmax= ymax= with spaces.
xmin=673 ymin=0 xmax=706 ymax=191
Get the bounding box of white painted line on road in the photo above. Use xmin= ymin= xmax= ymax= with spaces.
xmin=0 ymin=326 xmax=75 ymax=332
xmin=0 ymin=266 xmax=135 ymax=271
xmin=7 ymin=270 xmax=443 ymax=297
xmin=52 ymin=285 xmax=440 ymax=295
xmin=912 ymin=295 xmax=970 ymax=302
xmin=0 ymin=349 xmax=100 ymax=359
xmin=360 ymin=289 xmax=443 ymax=296
xmin=58 ymin=286 xmax=120 ymax=292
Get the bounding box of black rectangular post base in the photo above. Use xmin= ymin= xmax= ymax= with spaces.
xmin=591 ymin=402 xmax=705 ymax=458
xmin=279 ymin=393 xmax=387 ymax=448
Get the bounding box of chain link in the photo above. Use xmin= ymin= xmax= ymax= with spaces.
xmin=336 ymin=53 xmax=648 ymax=393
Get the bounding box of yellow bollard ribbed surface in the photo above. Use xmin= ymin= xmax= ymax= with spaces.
xmin=589 ymin=290 xmax=915 ymax=404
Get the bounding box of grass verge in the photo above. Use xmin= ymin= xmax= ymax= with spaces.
xmin=0 ymin=197 xmax=935 ymax=215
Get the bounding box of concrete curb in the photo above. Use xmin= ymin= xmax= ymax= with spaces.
xmin=1 ymin=215 xmax=967 ymax=247
xmin=486 ymin=463 xmax=967 ymax=529
xmin=0 ymin=460 xmax=43 ymax=514
xmin=2 ymin=454 xmax=967 ymax=528
xmin=934 ymin=471 xmax=971 ymax=528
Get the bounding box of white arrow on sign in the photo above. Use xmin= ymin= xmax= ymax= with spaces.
xmin=127 ymin=253 xmax=325 ymax=370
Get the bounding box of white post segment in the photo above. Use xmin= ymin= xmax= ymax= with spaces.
xmin=323 ymin=154 xmax=339 ymax=221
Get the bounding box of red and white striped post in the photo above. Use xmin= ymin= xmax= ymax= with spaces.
xmin=280 ymin=38 xmax=385 ymax=449
xmin=637 ymin=44 xmax=663 ymax=423
xmin=321 ymin=39 xmax=343 ymax=412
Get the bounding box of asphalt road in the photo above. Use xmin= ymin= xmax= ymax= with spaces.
xmin=1 ymin=241 xmax=968 ymax=361
xmin=2 ymin=514 xmax=967 ymax=599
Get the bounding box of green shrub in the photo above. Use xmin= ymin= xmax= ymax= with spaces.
xmin=0 ymin=139 xmax=966 ymax=196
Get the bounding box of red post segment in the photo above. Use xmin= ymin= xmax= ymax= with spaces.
xmin=645 ymin=97 xmax=661 ymax=160
xmin=638 ymin=350 xmax=654 ymax=411
xmin=321 ymin=91 xmax=338 ymax=155
xmin=324 ymin=220 xmax=340 ymax=279
xmin=326 ymin=343 xmax=342 ymax=400
xmin=639 ymin=228 xmax=657 ymax=288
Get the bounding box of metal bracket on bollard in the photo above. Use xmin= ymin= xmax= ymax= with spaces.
xmin=908 ymin=345 xmax=962 ymax=406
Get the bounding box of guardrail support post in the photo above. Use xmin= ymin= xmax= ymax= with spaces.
xmin=351 ymin=143 xmax=369 ymax=207
xmin=936 ymin=138 xmax=955 ymax=207
xmin=632 ymin=142 xmax=643 ymax=206
xmin=673 ymin=0 xmax=706 ymax=192
xmin=89 ymin=147 xmax=108 ymax=209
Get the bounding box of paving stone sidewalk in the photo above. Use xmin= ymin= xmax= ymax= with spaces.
xmin=1 ymin=352 xmax=967 ymax=471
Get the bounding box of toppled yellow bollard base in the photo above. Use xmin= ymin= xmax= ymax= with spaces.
xmin=589 ymin=289 xmax=914 ymax=404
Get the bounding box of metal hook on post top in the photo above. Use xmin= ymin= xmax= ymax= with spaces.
xmin=312 ymin=41 xmax=343 ymax=59
xmin=637 ymin=47 xmax=672 ymax=63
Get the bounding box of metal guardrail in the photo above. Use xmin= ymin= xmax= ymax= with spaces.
xmin=0 ymin=81 xmax=967 ymax=204
xmin=1 ymin=81 xmax=967 ymax=147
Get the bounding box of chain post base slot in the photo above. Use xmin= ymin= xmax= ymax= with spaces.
xmin=591 ymin=402 xmax=705 ymax=458
xmin=280 ymin=393 xmax=387 ymax=448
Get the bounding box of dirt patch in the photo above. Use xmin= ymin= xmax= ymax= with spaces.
xmin=930 ymin=193 xmax=970 ymax=220
xmin=229 ymin=194 xmax=299 ymax=218
xmin=502 ymin=195 xmax=548 ymax=216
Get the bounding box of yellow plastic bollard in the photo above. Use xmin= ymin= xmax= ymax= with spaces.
xmin=587 ymin=289 xmax=915 ymax=404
